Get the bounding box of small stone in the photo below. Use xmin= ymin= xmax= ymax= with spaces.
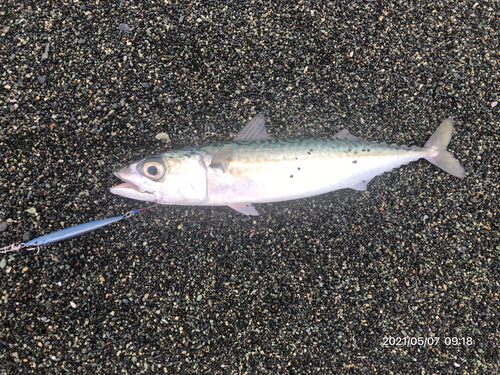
xmin=37 ymin=76 xmax=46 ymax=84
xmin=119 ymin=23 xmax=131 ymax=32
xmin=155 ymin=132 xmax=169 ymax=141
xmin=22 ymin=232 xmax=33 ymax=242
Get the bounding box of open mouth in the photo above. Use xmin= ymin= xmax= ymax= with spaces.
xmin=111 ymin=168 xmax=153 ymax=194
xmin=110 ymin=168 xmax=157 ymax=201
xmin=112 ymin=181 xmax=149 ymax=193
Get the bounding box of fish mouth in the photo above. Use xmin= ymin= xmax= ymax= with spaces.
xmin=110 ymin=167 xmax=157 ymax=201
xmin=112 ymin=172 xmax=151 ymax=194
xmin=112 ymin=180 xmax=150 ymax=194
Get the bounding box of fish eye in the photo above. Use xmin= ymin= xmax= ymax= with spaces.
xmin=142 ymin=160 xmax=166 ymax=180
xmin=147 ymin=165 xmax=158 ymax=175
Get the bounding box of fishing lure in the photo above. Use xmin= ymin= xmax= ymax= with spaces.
xmin=0 ymin=206 xmax=155 ymax=254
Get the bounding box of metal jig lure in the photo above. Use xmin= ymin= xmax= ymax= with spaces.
xmin=0 ymin=205 xmax=156 ymax=254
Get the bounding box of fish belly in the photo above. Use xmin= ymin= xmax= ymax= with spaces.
xmin=206 ymin=140 xmax=428 ymax=205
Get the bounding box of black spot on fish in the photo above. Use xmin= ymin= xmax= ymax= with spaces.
xmin=352 ymin=160 xmax=357 ymax=164
xmin=297 ymin=167 xmax=301 ymax=170
xmin=367 ymin=148 xmax=371 ymax=152
xmin=290 ymin=175 xmax=294 ymax=178
xmin=354 ymin=151 xmax=358 ymax=154
xmin=362 ymin=149 xmax=366 ymax=152
xmin=307 ymin=152 xmax=311 ymax=155
xmin=310 ymin=149 xmax=313 ymax=152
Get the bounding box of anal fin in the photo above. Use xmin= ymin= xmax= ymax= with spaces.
xmin=228 ymin=203 xmax=260 ymax=216
xmin=349 ymin=176 xmax=376 ymax=191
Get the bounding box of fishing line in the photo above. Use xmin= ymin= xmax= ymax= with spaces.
xmin=0 ymin=204 xmax=158 ymax=255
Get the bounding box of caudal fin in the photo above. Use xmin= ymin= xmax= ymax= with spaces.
xmin=423 ymin=118 xmax=466 ymax=178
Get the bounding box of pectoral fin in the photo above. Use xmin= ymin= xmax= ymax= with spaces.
xmin=228 ymin=203 xmax=260 ymax=216
xmin=210 ymin=144 xmax=233 ymax=171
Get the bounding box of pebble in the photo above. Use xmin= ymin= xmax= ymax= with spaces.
xmin=119 ymin=23 xmax=131 ymax=32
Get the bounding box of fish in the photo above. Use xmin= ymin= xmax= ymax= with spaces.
xmin=110 ymin=114 xmax=466 ymax=216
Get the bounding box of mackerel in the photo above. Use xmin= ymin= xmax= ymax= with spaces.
xmin=110 ymin=114 xmax=466 ymax=215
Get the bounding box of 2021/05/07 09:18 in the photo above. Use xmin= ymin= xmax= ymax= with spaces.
xmin=382 ymin=336 xmax=473 ymax=348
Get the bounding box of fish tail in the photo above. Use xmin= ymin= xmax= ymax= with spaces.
xmin=423 ymin=118 xmax=466 ymax=178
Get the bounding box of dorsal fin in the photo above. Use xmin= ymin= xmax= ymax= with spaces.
xmin=331 ymin=129 xmax=362 ymax=141
xmin=234 ymin=113 xmax=273 ymax=141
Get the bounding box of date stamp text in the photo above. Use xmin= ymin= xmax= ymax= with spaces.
xmin=382 ymin=336 xmax=473 ymax=348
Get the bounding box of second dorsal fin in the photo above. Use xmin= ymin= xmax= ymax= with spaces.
xmin=234 ymin=113 xmax=273 ymax=141
xmin=331 ymin=129 xmax=362 ymax=141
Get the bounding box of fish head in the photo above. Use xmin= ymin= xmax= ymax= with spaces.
xmin=110 ymin=152 xmax=208 ymax=205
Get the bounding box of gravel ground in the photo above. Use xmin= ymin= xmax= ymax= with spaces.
xmin=1 ymin=0 xmax=499 ymax=373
